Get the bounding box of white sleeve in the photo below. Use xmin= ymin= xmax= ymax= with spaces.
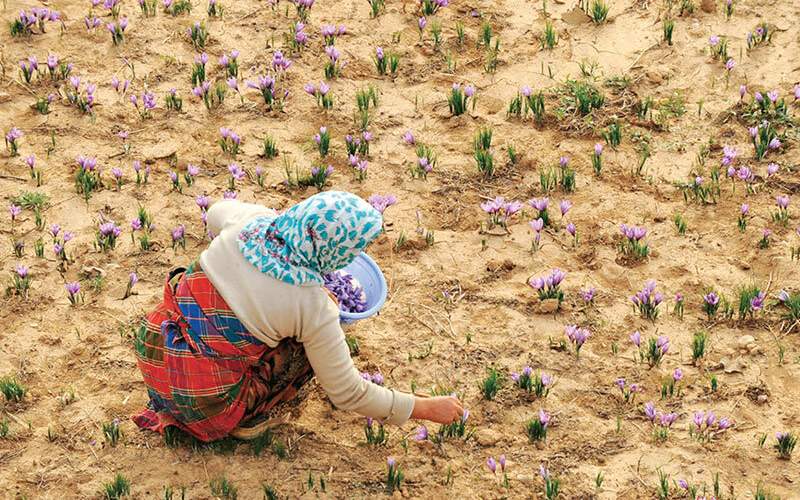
xmin=297 ymin=292 xmax=415 ymax=425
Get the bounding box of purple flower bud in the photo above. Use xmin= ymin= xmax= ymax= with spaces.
xmin=559 ymin=199 xmax=572 ymax=216
xmin=15 ymin=264 xmax=29 ymax=278
xmin=644 ymin=401 xmax=656 ymax=421
xmin=767 ymin=90 xmax=779 ymax=103
xmin=766 ymin=163 xmax=779 ymax=177
xmin=529 ymin=218 xmax=544 ymax=232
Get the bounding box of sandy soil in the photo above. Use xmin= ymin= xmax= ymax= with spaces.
xmin=1 ymin=0 xmax=800 ymax=498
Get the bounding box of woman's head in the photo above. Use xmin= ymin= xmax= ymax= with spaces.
xmin=238 ymin=191 xmax=383 ymax=285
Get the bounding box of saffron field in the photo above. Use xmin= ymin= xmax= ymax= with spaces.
xmin=1 ymin=0 xmax=800 ymax=498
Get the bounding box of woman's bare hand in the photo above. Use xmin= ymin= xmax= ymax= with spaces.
xmin=410 ymin=395 xmax=464 ymax=424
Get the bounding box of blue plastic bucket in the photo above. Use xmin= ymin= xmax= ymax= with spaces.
xmin=339 ymin=252 xmax=388 ymax=323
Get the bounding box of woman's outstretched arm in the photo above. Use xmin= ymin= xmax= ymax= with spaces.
xmin=298 ymin=292 xmax=464 ymax=425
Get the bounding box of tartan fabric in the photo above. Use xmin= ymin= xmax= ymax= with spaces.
xmin=133 ymin=263 xmax=312 ymax=442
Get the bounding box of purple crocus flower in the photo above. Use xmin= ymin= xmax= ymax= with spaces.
xmin=367 ymin=194 xmax=397 ymax=215
xmin=414 ymin=425 xmax=428 ymax=441
xmin=656 ymin=335 xmax=670 ymax=354
xmin=15 ymin=264 xmax=29 ymax=278
xmin=767 ymin=163 xmax=779 ymax=176
xmin=704 ymin=292 xmax=719 ymax=307
xmin=559 ymin=199 xmax=572 ymax=216
xmin=630 ymin=331 xmax=641 ymax=347
xmin=660 ymin=412 xmax=678 ymax=427
xmin=693 ymin=411 xmax=705 ymax=429
xmin=750 ymin=291 xmax=766 ymax=311
xmin=565 ymin=324 xmax=590 ymax=347
xmin=486 ymin=457 xmax=497 ymax=474
xmin=65 ymin=281 xmax=81 ymax=296
xmin=644 ymin=402 xmax=657 ymax=421
xmin=538 ymin=408 xmax=550 ymax=426
xmin=402 ymin=130 xmax=415 ymax=145
xmin=529 ymin=197 xmax=549 ymax=212
xmin=171 ymin=224 xmax=185 ymax=242
xmin=737 ymin=166 xmax=753 ymax=182
xmin=196 ymin=194 xmax=210 ymax=211
xmin=767 ymin=90 xmax=779 ymax=103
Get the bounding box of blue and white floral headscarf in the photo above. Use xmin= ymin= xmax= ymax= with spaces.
xmin=238 ymin=191 xmax=383 ymax=285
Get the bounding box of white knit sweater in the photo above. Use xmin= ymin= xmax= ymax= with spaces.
xmin=198 ymin=199 xmax=414 ymax=425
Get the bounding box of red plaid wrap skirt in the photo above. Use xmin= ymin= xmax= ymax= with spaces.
xmin=133 ymin=263 xmax=312 ymax=442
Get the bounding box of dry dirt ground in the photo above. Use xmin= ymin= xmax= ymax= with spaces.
xmin=1 ymin=0 xmax=800 ymax=498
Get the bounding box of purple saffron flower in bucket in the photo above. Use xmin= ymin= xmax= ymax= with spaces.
xmin=323 ymin=271 xmax=367 ymax=313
